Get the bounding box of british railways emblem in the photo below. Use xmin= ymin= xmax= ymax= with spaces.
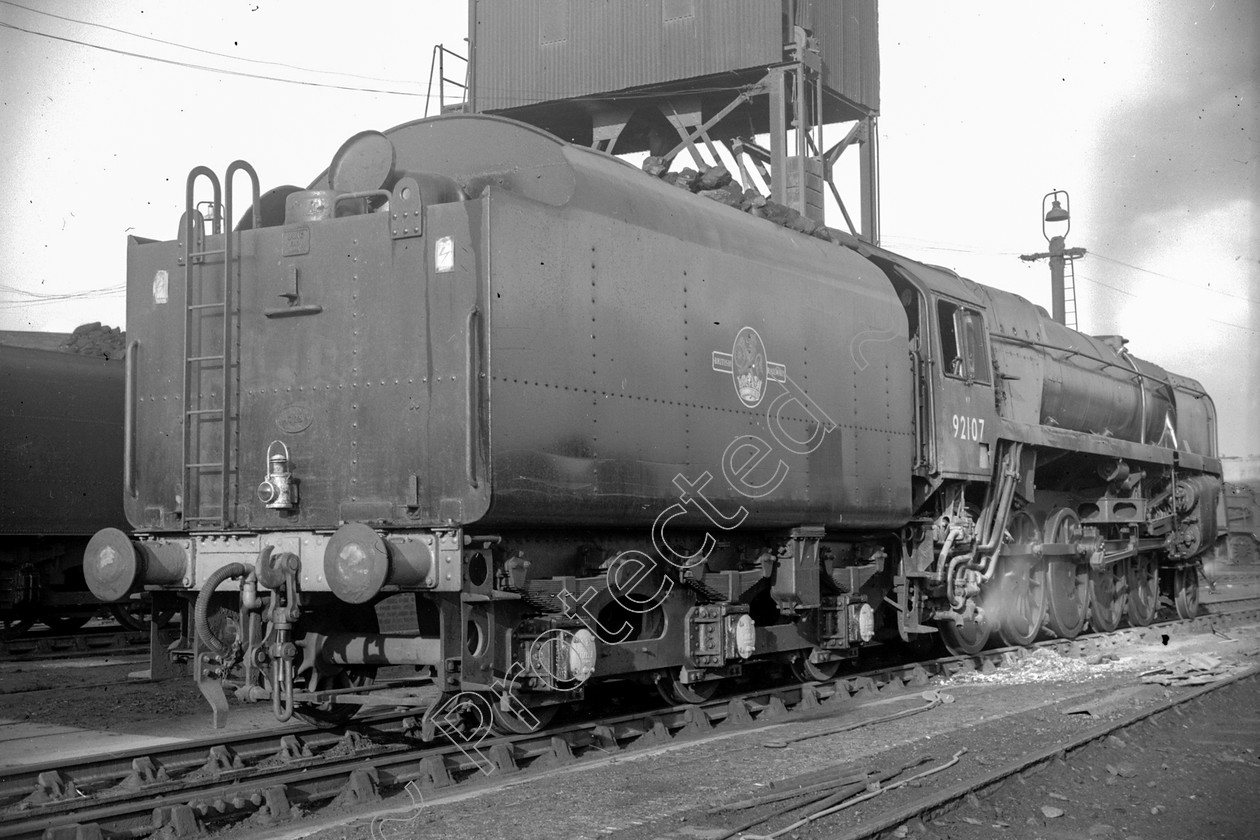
xmin=712 ymin=326 xmax=787 ymax=408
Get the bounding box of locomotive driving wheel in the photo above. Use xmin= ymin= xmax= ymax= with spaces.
xmin=994 ymin=511 xmax=1047 ymax=647
xmin=1125 ymin=553 xmax=1159 ymax=627
xmin=938 ymin=606 xmax=991 ymax=656
xmin=1173 ymin=565 xmax=1200 ymax=619
xmin=1043 ymin=509 xmax=1089 ymax=640
xmin=1088 ymin=559 xmax=1127 ymax=632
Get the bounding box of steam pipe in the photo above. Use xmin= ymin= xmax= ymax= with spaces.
xmin=945 ymin=551 xmax=974 ymax=611
xmin=945 ymin=443 xmax=1023 ymax=608
xmin=974 ymin=474 xmax=1019 ymax=583
xmin=936 ymin=527 xmax=963 ymax=580
xmin=974 ymin=444 xmax=1023 ymax=561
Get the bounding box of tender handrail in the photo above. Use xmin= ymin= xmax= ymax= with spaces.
xmin=184 ymin=166 xmax=222 ymax=238
xmin=466 ymin=306 xmax=481 ymax=489
xmin=218 ymin=161 xmax=261 ymax=525
xmin=225 ymin=160 xmax=262 ymax=231
xmin=124 ymin=339 xmax=138 ymax=497
xmin=181 ymin=167 xmax=221 ymax=527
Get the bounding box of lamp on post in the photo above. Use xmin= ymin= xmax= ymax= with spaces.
xmin=1043 ymin=190 xmax=1070 ymax=235
xmin=1021 ymin=189 xmax=1087 ymax=327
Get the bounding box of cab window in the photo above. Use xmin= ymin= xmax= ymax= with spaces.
xmin=937 ymin=299 xmax=991 ymax=384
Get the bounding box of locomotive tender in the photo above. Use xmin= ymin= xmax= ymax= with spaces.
xmin=84 ymin=115 xmax=1221 ymax=729
xmin=1 ymin=344 xmax=128 ymax=637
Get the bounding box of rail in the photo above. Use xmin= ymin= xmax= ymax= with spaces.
xmin=4 ymin=599 xmax=1256 ymax=839
xmin=829 ymin=667 xmax=1260 ymax=840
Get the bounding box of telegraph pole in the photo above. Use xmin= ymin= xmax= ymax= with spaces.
xmin=1020 ymin=190 xmax=1086 ymax=326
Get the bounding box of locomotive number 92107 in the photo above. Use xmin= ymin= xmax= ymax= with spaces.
xmin=952 ymin=414 xmax=985 ymax=441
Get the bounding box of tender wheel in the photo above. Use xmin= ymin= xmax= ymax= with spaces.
xmin=1126 ymin=553 xmax=1159 ymax=627
xmin=110 ymin=602 xmax=150 ymax=631
xmin=791 ymin=653 xmax=842 ymax=682
xmin=111 ymin=600 xmax=177 ymax=631
xmin=293 ymin=602 xmax=378 ymax=726
xmin=1174 ymin=565 xmax=1200 ymax=619
xmin=994 ymin=511 xmax=1046 ymax=647
xmin=1043 ymin=509 xmax=1089 ymax=640
xmin=491 ymin=699 xmax=558 ymax=735
xmin=1089 ymin=560 xmax=1127 ymax=632
xmin=656 ymin=670 xmax=718 ymax=705
xmin=938 ymin=609 xmax=991 ymax=656
xmin=43 ymin=614 xmax=92 ymax=634
xmin=295 ymin=667 xmax=377 ymax=726
xmin=1 ymin=616 xmax=35 ymax=641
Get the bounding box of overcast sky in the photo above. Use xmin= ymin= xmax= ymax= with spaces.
xmin=1 ymin=0 xmax=1255 ymax=455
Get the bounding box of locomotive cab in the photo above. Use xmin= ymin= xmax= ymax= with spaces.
xmin=865 ymin=255 xmax=999 ymax=484
xmin=930 ymin=292 xmax=997 ymax=479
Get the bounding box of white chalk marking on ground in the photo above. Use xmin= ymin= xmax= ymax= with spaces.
xmin=0 ymin=719 xmax=185 ymax=769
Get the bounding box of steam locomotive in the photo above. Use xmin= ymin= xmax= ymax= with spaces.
xmin=1 ymin=343 xmax=134 ymax=637
xmin=84 ymin=115 xmax=1220 ymax=730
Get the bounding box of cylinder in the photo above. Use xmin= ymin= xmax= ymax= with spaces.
xmin=83 ymin=527 xmax=187 ymax=602
xmin=315 ymin=633 xmax=442 ymax=667
xmin=1175 ymin=479 xmax=1200 ymax=514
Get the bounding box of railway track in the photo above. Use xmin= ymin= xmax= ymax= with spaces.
xmin=829 ymin=667 xmax=1260 ymax=840
xmin=2 ymin=599 xmax=1257 ymax=840
xmin=0 ymin=626 xmax=149 ymax=663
